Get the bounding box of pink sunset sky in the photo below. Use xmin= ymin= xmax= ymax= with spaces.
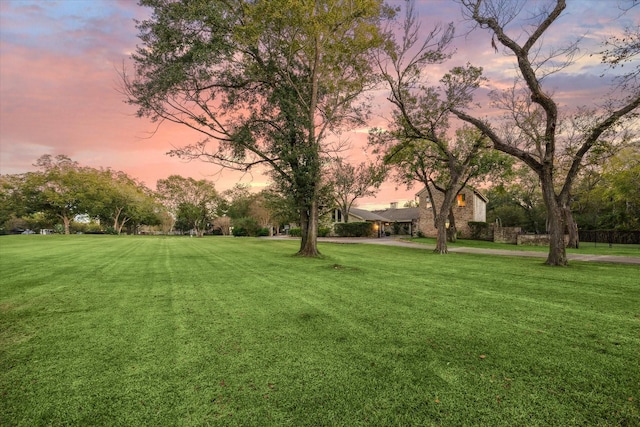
xmin=0 ymin=0 xmax=635 ymax=209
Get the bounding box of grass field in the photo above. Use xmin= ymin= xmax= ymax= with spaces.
xmin=407 ymin=237 xmax=640 ymax=257
xmin=1 ymin=235 xmax=638 ymax=426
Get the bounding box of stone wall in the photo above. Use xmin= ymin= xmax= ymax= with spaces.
xmin=494 ymin=226 xmax=521 ymax=244
xmin=517 ymin=234 xmax=570 ymax=246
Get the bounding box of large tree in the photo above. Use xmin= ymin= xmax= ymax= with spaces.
xmin=572 ymin=145 xmax=640 ymax=231
xmin=123 ymin=0 xmax=391 ymax=256
xmin=326 ymin=158 xmax=385 ymax=223
xmin=23 ymin=155 xmax=100 ymax=234
xmin=0 ymin=174 xmax=29 ymax=233
xmin=156 ymin=175 xmax=220 ymax=237
xmin=485 ymin=165 xmax=547 ymax=233
xmin=91 ymin=169 xmax=160 ymax=235
xmin=449 ymin=0 xmax=640 ymax=265
xmin=375 ymin=6 xmax=510 ymax=253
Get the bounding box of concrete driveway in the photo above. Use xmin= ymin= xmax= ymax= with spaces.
xmin=307 ymin=236 xmax=640 ymax=265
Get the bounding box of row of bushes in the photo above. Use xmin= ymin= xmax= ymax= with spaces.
xmin=231 ymin=217 xmax=269 ymax=237
xmin=288 ymin=222 xmax=374 ymax=237
xmin=334 ymin=222 xmax=373 ymax=237
xmin=288 ymin=227 xmax=331 ymax=237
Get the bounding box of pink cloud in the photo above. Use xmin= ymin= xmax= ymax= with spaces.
xmin=0 ymin=0 xmax=632 ymax=209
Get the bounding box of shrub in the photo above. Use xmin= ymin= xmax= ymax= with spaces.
xmin=232 ymin=217 xmax=260 ymax=237
xmin=288 ymin=228 xmax=301 ymax=237
xmin=468 ymin=221 xmax=492 ymax=241
xmin=392 ymin=222 xmax=402 ymax=234
xmin=334 ymin=222 xmax=373 ymax=237
xmin=318 ymin=227 xmax=331 ymax=237
xmin=288 ymin=227 xmax=331 ymax=237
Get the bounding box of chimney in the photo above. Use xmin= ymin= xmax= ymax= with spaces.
xmin=390 ymin=202 xmax=398 ymax=209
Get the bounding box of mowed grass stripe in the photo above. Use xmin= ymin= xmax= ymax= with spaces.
xmin=0 ymin=235 xmax=638 ymax=426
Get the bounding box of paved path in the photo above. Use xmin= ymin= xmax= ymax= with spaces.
xmin=301 ymin=236 xmax=640 ymax=265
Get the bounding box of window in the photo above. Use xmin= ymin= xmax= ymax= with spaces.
xmin=457 ymin=194 xmax=466 ymax=207
xmin=332 ymin=209 xmax=343 ymax=222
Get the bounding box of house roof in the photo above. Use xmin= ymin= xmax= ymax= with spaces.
xmin=349 ymin=208 xmax=389 ymax=222
xmin=372 ymin=207 xmax=420 ymax=222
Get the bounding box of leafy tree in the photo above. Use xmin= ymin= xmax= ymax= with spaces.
xmin=0 ymin=174 xmax=28 ymax=233
xmin=222 ymin=185 xmax=253 ymax=221
xmin=156 ymin=175 xmax=220 ymax=237
xmin=22 ymin=155 xmax=102 ymax=234
xmin=260 ymin=187 xmax=300 ymax=232
xmin=326 ymin=158 xmax=386 ymax=223
xmin=122 ymin=0 xmax=392 ymax=256
xmin=88 ymin=169 xmax=160 ymax=235
xmin=212 ymin=215 xmax=232 ymax=236
xmin=485 ymin=165 xmax=547 ymax=233
xmin=572 ymin=145 xmax=640 ymax=230
xmin=449 ymin=0 xmax=640 ymax=265
xmin=375 ymin=8 xmax=511 ymax=253
xmin=231 ymin=216 xmax=261 ymax=237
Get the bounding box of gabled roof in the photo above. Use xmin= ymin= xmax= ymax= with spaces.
xmin=372 ymin=207 xmax=420 ymax=222
xmin=349 ymin=207 xmax=388 ymax=222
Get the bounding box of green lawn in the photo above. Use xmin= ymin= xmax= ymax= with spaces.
xmin=407 ymin=237 xmax=640 ymax=257
xmin=1 ymin=235 xmax=638 ymax=426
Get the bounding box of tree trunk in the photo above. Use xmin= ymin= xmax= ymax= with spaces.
xmin=117 ymin=220 xmax=127 ymax=235
xmin=433 ymin=188 xmax=458 ymax=254
xmin=447 ymin=209 xmax=457 ymax=243
xmin=434 ymin=212 xmax=448 ymax=254
xmin=113 ymin=207 xmax=124 ymax=235
xmin=563 ymin=205 xmax=579 ymax=249
xmin=541 ymin=175 xmax=568 ymax=266
xmin=298 ymin=200 xmax=320 ymax=257
xmin=61 ymin=214 xmax=71 ymax=235
xmin=341 ymin=203 xmax=349 ymax=223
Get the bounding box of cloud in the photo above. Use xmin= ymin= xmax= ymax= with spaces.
xmin=1 ymin=0 xmax=635 ymax=206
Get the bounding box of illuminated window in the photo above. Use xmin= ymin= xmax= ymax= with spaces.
xmin=457 ymin=194 xmax=466 ymax=207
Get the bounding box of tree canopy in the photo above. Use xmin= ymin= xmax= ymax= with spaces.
xmin=123 ymin=0 xmax=393 ymax=256
xmin=449 ymin=0 xmax=640 ymax=265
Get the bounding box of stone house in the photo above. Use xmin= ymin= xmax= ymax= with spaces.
xmin=416 ymin=184 xmax=487 ymax=238
xmin=331 ymin=207 xmax=387 ymax=237
xmin=373 ymin=204 xmax=420 ymax=236
xmin=330 ymin=205 xmax=420 ymax=237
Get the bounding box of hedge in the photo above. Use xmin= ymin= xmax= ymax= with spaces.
xmin=334 ymin=222 xmax=373 ymax=237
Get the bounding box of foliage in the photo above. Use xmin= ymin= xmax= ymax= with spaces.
xmin=22 ymin=155 xmax=98 ymax=234
xmin=94 ymin=169 xmax=162 ymax=235
xmin=572 ymin=145 xmax=640 ymax=230
xmin=288 ymin=227 xmax=302 ymax=237
xmin=485 ymin=165 xmax=547 ymax=233
xmin=2 ymin=155 xmax=161 ymax=235
xmin=318 ymin=226 xmax=331 ymax=237
xmin=231 ymin=216 xmax=261 ymax=237
xmin=0 ymin=174 xmax=28 ymax=233
xmin=325 ymin=158 xmax=386 ymax=223
xmin=157 ymin=175 xmax=220 ymax=237
xmin=375 ymin=5 xmax=513 ymax=253
xmin=123 ymin=0 xmax=394 ymax=256
xmin=452 ymin=0 xmax=640 ymax=265
xmin=334 ymin=221 xmax=373 ymax=237
xmin=284 ymin=227 xmax=329 ymax=237
xmin=221 ymin=185 xmax=253 ymax=220
xmin=467 ymin=221 xmax=491 ymax=240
